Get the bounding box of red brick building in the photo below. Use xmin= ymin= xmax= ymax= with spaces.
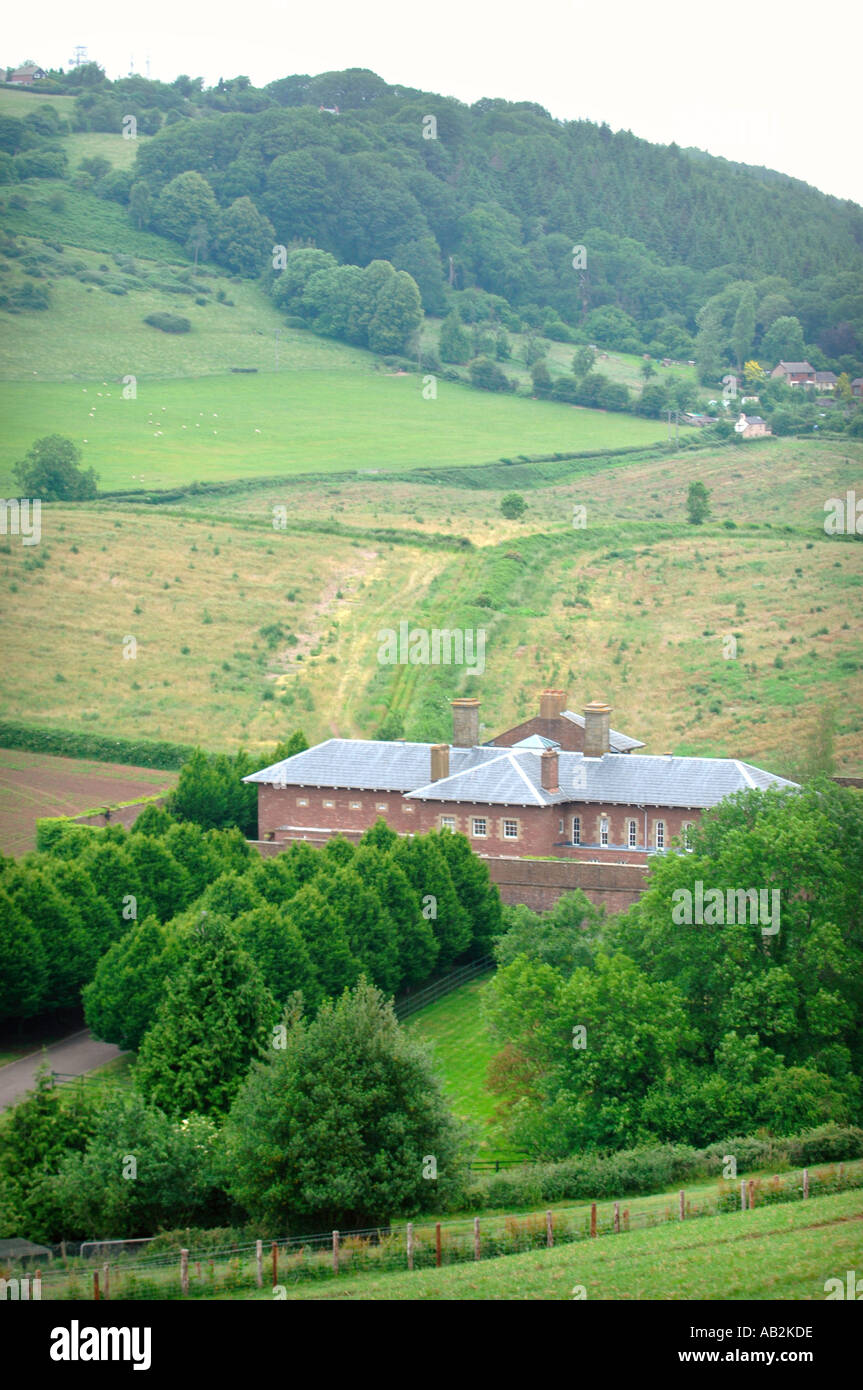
xmin=246 ymin=691 xmax=796 ymax=910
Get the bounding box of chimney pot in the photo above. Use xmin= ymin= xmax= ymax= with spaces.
xmin=583 ymin=700 xmax=612 ymax=758
xmin=451 ymin=697 xmax=480 ymax=748
xmin=540 ymin=747 xmax=559 ymax=792
xmin=430 ymin=743 xmax=450 ymax=781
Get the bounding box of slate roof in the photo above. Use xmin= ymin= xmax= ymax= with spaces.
xmin=774 ymin=361 xmax=815 ymax=373
xmin=245 ymin=741 xmax=796 ymax=809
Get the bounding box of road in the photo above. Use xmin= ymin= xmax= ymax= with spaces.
xmin=0 ymin=1029 xmax=125 ymax=1111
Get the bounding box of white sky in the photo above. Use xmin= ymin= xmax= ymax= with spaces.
xmin=7 ymin=0 xmax=863 ymax=205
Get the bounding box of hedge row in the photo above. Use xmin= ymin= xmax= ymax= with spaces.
xmin=461 ymin=1124 xmax=863 ymax=1210
xmin=0 ymin=720 xmax=195 ymax=770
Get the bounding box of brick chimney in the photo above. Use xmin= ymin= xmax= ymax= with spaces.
xmin=540 ymin=746 xmax=559 ymax=792
xmin=539 ymin=688 xmax=566 ymax=721
xmin=430 ymin=743 xmax=450 ymax=781
xmin=583 ymin=701 xmax=611 ymax=757
xmin=452 ymin=697 xmax=480 ymax=748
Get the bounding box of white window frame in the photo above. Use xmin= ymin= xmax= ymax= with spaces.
xmin=628 ymin=819 xmax=637 ymax=848
xmin=297 ymin=797 xmax=309 ymax=807
xmin=503 ymin=818 xmax=518 ymax=840
xmin=322 ymin=798 xmax=335 ymax=808
xmin=349 ymin=800 xmax=362 ymax=810
xmin=472 ymin=817 xmax=487 ymax=838
xmin=600 ymin=818 xmax=609 ymax=847
xmin=376 ymin=802 xmax=388 ymax=812
xmin=440 ymin=815 xmax=456 ymax=832
xmin=656 ymin=820 xmax=665 ymax=850
xmin=683 ymin=822 xmax=694 ymax=851
xmin=572 ymin=816 xmax=581 ymax=845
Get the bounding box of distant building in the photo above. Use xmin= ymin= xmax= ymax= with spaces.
xmin=814 ymin=371 xmax=838 ymax=391
xmin=318 ymin=104 xmax=340 ymax=114
xmin=7 ymin=62 xmax=47 ymax=85
xmin=244 ymin=690 xmax=796 ymax=912
xmin=682 ymin=411 xmax=717 ymax=427
xmin=770 ymin=361 xmax=816 ymax=387
xmin=852 ymin=378 xmax=863 ymax=399
xmin=735 ymin=413 xmax=772 ymax=438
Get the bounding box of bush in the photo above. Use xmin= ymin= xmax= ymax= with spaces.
xmin=469 ymin=356 xmax=512 ymax=393
xmin=500 ymin=493 xmax=527 ymax=520
xmin=0 ymin=719 xmax=193 ymax=769
xmin=143 ymin=312 xmax=191 ymax=334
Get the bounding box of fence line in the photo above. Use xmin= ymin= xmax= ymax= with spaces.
xmin=17 ymin=1161 xmax=862 ymax=1300
xmin=394 ymin=956 xmax=495 ymax=1020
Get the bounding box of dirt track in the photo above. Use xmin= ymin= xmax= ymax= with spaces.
xmin=0 ymin=1029 xmax=125 ymax=1110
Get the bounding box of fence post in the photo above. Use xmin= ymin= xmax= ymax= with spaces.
xmin=180 ymin=1248 xmax=189 ymax=1296
xmin=590 ymin=1203 xmax=597 ymax=1238
xmin=103 ymin=1263 xmax=110 ymax=1300
xmin=407 ymin=1223 xmax=414 ymax=1272
xmin=747 ymin=1179 xmax=755 ymax=1210
xmin=623 ymin=1207 xmax=629 ymax=1232
xmin=332 ymin=1230 xmax=340 ymax=1275
xmin=271 ymin=1242 xmax=278 ymax=1286
xmin=61 ymin=1240 xmax=67 ymax=1263
xmin=473 ymin=1217 xmax=481 ymax=1261
xmin=435 ymin=1222 xmax=442 ymax=1268
xmin=546 ymin=1209 xmax=554 ymax=1248
xmin=195 ymin=1261 xmax=202 ymax=1281
xmin=613 ymin=1202 xmax=620 ymax=1234
xmin=255 ymin=1239 xmax=263 ymax=1288
xmin=802 ymin=1167 xmax=809 ymax=1199
xmin=679 ymin=1190 xmax=685 ymax=1221
xmin=93 ymin=1270 xmax=100 ymax=1301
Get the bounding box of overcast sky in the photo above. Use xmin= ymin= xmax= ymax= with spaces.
xmin=7 ymin=0 xmax=863 ymax=205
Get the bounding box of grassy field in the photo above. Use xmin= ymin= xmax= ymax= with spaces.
xmin=0 ymin=747 xmax=176 ymax=856
xmin=1 ymin=436 xmax=861 ymax=772
xmin=0 ymin=370 xmax=668 ymax=492
xmin=405 ymin=978 xmax=501 ymax=1142
xmin=281 ymin=1188 xmax=863 ymax=1300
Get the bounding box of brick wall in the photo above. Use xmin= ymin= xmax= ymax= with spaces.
xmin=484 ymin=856 xmax=648 ymax=914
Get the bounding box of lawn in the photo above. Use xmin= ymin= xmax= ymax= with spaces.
xmin=405 ymin=977 xmax=501 ymax=1142
xmin=283 ymin=1188 xmax=863 ymax=1300
xmin=0 ymin=369 xmax=669 ymax=492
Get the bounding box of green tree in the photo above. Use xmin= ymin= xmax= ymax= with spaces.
xmin=211 ymin=196 xmax=275 ymax=276
xmin=368 ymin=269 xmax=423 ymax=355
xmin=694 ymin=299 xmax=725 ymax=385
xmin=433 ymin=830 xmax=503 ymax=956
xmin=235 ymin=903 xmax=322 ymax=1008
xmin=53 ymin=1092 xmax=226 ymax=1238
xmin=224 ymin=979 xmax=466 ymax=1228
xmin=284 ymin=881 xmax=362 ymax=997
xmin=154 ymin=170 xmax=218 ymax=245
xmin=355 ymin=846 xmax=439 ymax=986
xmin=500 ymin=493 xmax=527 ymax=520
xmin=0 ymin=887 xmax=47 ymax=1019
xmin=640 ymin=358 xmax=656 ymax=380
xmin=732 ymin=285 xmax=757 ymax=370
xmin=530 ymin=359 xmax=552 ymax=395
xmin=83 ymin=914 xmax=182 ymax=1051
xmin=13 ymin=435 xmax=98 ymax=501
xmin=135 ymin=914 xmax=277 ymax=1117
xmin=0 ymin=1068 xmax=100 ymax=1242
xmin=761 ymin=315 xmax=806 ymax=365
xmin=469 ymin=356 xmax=511 ymax=392
xmin=439 ymin=309 xmax=471 ymax=364
xmin=571 ymin=345 xmax=595 ymax=377
xmin=686 ymin=480 xmax=711 ymax=524
xmin=392 ymin=835 xmax=471 ymax=969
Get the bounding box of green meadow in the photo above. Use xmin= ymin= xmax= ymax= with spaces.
xmin=0 ymin=371 xmax=668 ymax=492
xmin=405 ymin=977 xmax=501 ymax=1140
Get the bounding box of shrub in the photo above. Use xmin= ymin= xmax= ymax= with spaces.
xmin=143 ymin=312 xmax=191 ymax=334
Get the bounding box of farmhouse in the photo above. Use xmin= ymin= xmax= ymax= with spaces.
xmin=852 ymin=378 xmax=863 ymax=399
xmin=735 ymin=413 xmax=772 ymax=438
xmin=245 ymin=690 xmax=796 ymax=911
xmin=770 ymin=361 xmax=816 ymax=387
xmin=6 ymin=63 xmax=47 ymax=84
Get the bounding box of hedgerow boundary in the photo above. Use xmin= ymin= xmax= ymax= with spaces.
xmin=0 ymin=720 xmax=195 ymax=770
xmin=16 ymin=1159 xmax=863 ymax=1301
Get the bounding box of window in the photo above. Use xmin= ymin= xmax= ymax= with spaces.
xmin=683 ymin=822 xmax=694 ymax=851
xmin=404 ymin=805 xmax=414 ymax=815
xmin=323 ymin=799 xmax=334 ymax=809
xmin=376 ymin=802 xmax=388 ymax=812
xmin=503 ymin=818 xmax=518 ymax=839
xmin=600 ymin=818 xmax=609 ymax=847
xmin=297 ymin=797 xmax=308 ymax=807
xmin=349 ymin=801 xmax=361 ymax=810
xmin=572 ymin=816 xmax=581 ymax=845
xmin=656 ymin=821 xmax=665 ymax=850
xmin=440 ymin=815 xmax=456 ymax=831
xmin=628 ymin=820 xmax=637 ymax=848
xmin=559 ymin=818 xmax=564 ymax=835
xmin=472 ymin=817 xmax=487 ymax=837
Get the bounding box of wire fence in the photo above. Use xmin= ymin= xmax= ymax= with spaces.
xmin=394 ymin=956 xmax=495 ymax=1021
xmin=8 ymin=1160 xmax=861 ymax=1301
